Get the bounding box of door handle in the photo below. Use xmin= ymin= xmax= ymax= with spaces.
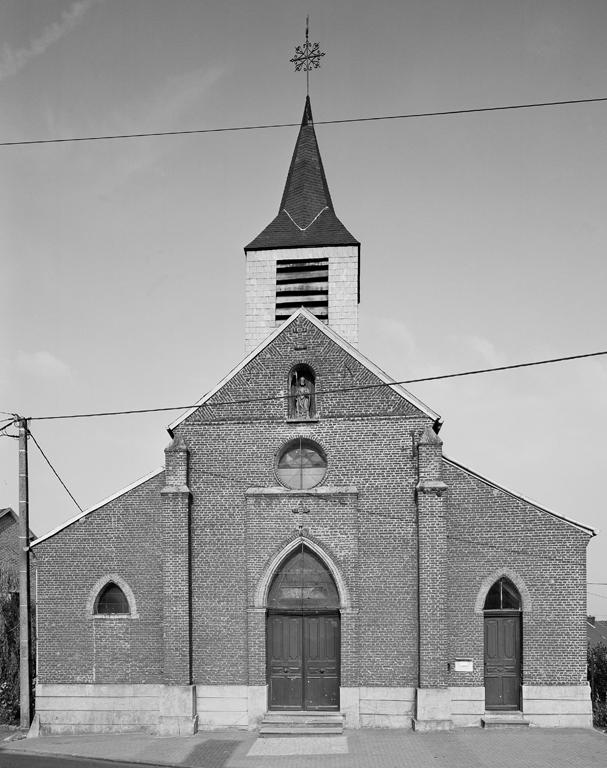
xmin=320 ymin=669 xmax=324 ymax=674
xmin=283 ymin=668 xmax=288 ymax=673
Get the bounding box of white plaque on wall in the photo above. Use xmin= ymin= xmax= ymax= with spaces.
xmin=454 ymin=658 xmax=473 ymax=672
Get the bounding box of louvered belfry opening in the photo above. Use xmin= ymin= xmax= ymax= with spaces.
xmin=275 ymin=257 xmax=329 ymax=322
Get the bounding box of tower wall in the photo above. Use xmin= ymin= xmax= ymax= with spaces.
xmin=245 ymin=245 xmax=359 ymax=352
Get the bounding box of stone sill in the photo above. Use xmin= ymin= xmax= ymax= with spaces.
xmin=246 ymin=486 xmax=358 ymax=497
xmin=285 ymin=418 xmax=320 ymax=424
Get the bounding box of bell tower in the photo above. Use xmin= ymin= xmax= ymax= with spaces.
xmin=244 ymin=96 xmax=360 ymax=351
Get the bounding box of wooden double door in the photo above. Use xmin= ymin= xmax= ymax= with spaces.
xmin=267 ymin=612 xmax=340 ymax=710
xmin=484 ymin=612 xmax=522 ymax=710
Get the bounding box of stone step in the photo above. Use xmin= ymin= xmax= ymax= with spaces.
xmin=259 ymin=724 xmax=344 ymax=736
xmin=260 ymin=711 xmax=344 ymax=737
xmin=482 ymin=712 xmax=530 ymax=729
xmin=263 ymin=711 xmax=343 ymax=721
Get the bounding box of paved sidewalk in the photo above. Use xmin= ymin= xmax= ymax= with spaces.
xmin=0 ymin=728 xmax=606 ymax=768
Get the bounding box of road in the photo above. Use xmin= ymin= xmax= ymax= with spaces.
xmin=0 ymin=755 xmax=163 ymax=768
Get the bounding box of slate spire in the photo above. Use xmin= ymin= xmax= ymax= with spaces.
xmin=245 ymin=97 xmax=359 ymax=250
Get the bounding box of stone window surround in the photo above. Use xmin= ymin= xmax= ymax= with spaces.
xmin=274 ymin=436 xmax=327 ymax=490
xmin=86 ymin=573 xmax=139 ymax=620
xmin=474 ymin=567 xmax=532 ymax=615
xmin=252 ymin=533 xmax=353 ymax=611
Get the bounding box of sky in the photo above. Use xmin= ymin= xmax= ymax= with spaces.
xmin=1 ymin=0 xmax=607 ymax=613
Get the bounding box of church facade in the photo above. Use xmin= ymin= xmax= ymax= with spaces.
xmin=30 ymin=97 xmax=594 ymax=735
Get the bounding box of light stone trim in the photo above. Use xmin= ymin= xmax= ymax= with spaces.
xmin=358 ymin=687 xmax=415 ymax=729
xmin=248 ymin=685 xmax=267 ymax=729
xmin=35 ymin=684 xmax=161 ymax=735
xmin=196 ymin=685 xmax=249 ymax=730
xmin=416 ymin=480 xmax=447 ymax=498
xmin=474 ymin=568 xmax=532 ymax=615
xmin=522 ymin=684 xmax=593 ymax=728
xmin=246 ymin=485 xmax=357 ymax=496
xmin=339 ymin=687 xmax=360 ymax=729
xmin=158 ymin=685 xmax=197 ymax=736
xmin=254 ymin=536 xmax=351 ymax=610
xmin=32 ymin=683 xmax=595 ymax=734
xmin=449 ymin=686 xmax=485 ymax=727
xmin=244 ymin=246 xmax=359 ymax=352
xmin=85 ymin=574 xmax=139 ymax=619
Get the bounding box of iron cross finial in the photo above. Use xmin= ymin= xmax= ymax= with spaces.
xmin=290 ymin=16 xmax=325 ymax=95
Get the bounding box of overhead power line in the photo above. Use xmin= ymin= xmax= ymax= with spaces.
xmin=6 ymin=347 xmax=605 ymax=423
xmin=24 ymin=450 xmax=593 ymax=562
xmin=28 ymin=430 xmax=83 ymax=513
xmin=1 ymin=95 xmax=606 ymax=147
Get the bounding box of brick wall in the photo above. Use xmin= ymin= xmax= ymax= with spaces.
xmin=178 ymin=315 xmax=431 ymax=688
xmin=31 ymin=312 xmax=591 ymax=715
xmin=34 ymin=472 xmax=165 ymax=685
xmin=443 ymin=458 xmax=590 ymax=689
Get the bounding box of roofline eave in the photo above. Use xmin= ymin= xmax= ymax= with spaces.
xmin=443 ymin=454 xmax=597 ymax=536
xmin=29 ymin=466 xmax=164 ymax=549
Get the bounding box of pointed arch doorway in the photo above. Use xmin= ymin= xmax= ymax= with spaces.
xmin=484 ymin=577 xmax=522 ymax=710
xmin=266 ymin=544 xmax=340 ymax=710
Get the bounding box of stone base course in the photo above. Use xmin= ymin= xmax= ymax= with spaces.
xmin=33 ymin=683 xmax=593 ymax=735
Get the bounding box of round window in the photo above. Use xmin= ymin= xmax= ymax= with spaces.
xmin=276 ymin=438 xmax=327 ymax=490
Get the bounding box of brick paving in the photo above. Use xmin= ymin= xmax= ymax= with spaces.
xmin=230 ymin=730 xmax=607 ymax=768
xmin=1 ymin=728 xmax=606 ymax=768
xmin=247 ymin=736 xmax=348 ymax=756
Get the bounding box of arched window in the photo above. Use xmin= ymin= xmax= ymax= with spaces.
xmin=276 ymin=438 xmax=327 ymax=490
xmin=484 ymin=577 xmax=521 ymax=611
xmin=288 ymin=364 xmax=316 ymax=420
xmin=268 ymin=546 xmax=339 ymax=610
xmin=95 ymin=583 xmax=130 ymax=615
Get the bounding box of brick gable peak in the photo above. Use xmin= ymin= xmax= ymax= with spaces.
xmin=168 ymin=307 xmax=440 ymax=433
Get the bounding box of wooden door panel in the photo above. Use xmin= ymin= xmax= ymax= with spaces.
xmin=268 ymin=615 xmax=303 ymax=710
xmin=268 ymin=613 xmax=340 ymax=711
xmin=501 ymin=675 xmax=518 ymax=708
xmin=484 ymin=614 xmax=521 ymax=711
xmin=485 ymin=618 xmax=499 ymax=659
xmin=303 ymin=615 xmax=339 ymax=710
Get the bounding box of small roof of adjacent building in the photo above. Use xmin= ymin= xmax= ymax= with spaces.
xmin=0 ymin=507 xmax=36 ymax=542
xmin=588 ymin=617 xmax=607 ymax=647
xmin=245 ymin=96 xmax=359 ymax=251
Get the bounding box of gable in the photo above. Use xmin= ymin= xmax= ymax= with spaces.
xmin=0 ymin=507 xmax=36 ymax=542
xmin=443 ymin=455 xmax=595 ymax=537
xmin=30 ymin=467 xmax=164 ymax=549
xmin=169 ymin=309 xmax=439 ymax=431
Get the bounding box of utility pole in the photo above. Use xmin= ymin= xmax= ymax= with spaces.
xmin=18 ymin=417 xmax=31 ymax=730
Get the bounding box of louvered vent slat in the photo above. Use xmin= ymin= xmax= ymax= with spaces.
xmin=275 ymin=257 xmax=328 ymax=322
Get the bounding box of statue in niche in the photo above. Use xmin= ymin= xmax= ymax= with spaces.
xmin=289 ymin=367 xmax=315 ymax=419
xmin=295 ymin=376 xmax=311 ymax=419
